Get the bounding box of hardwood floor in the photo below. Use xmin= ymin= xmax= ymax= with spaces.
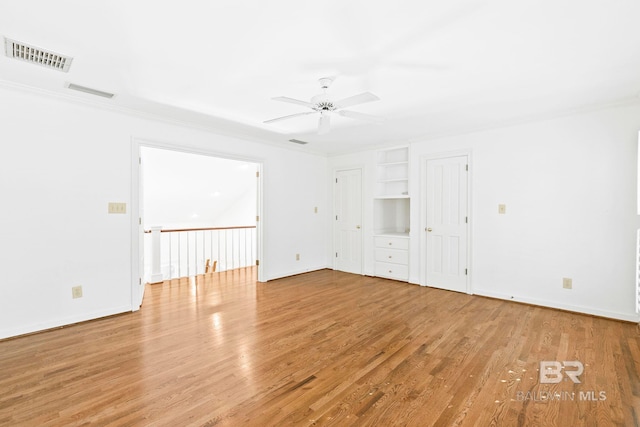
xmin=1 ymin=268 xmax=638 ymax=426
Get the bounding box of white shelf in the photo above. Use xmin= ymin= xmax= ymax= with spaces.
xmin=377 ymin=147 xmax=409 ymax=164
xmin=376 ymin=146 xmax=409 ymax=198
xmin=374 ymin=145 xmax=411 ymax=282
xmin=373 ymin=232 xmax=409 ymax=238
xmin=374 ymin=195 xmax=409 ymax=199
xmin=378 ymin=161 xmax=408 ymax=167
xmin=378 ymin=178 xmax=408 ymax=183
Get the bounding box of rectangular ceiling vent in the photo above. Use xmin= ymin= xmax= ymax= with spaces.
xmin=4 ymin=37 xmax=73 ymax=72
xmin=289 ymin=139 xmax=309 ymax=145
xmin=66 ymin=83 xmax=115 ymax=99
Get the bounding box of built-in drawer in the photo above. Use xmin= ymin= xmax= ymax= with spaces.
xmin=375 ymin=248 xmax=409 ymax=265
xmin=374 ymin=236 xmax=409 ymax=250
xmin=375 ymin=261 xmax=409 ymax=281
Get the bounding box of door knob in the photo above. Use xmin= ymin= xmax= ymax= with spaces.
xmin=426 ymin=228 xmax=433 ymax=232
xmin=356 ymin=225 xmax=361 ymax=229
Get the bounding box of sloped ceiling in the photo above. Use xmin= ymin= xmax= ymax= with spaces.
xmin=2 ymin=0 xmax=640 ymax=155
xmin=141 ymin=147 xmax=257 ymax=229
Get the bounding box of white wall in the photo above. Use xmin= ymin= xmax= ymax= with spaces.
xmin=0 ymin=84 xmax=329 ymax=339
xmin=142 ymin=147 xmax=258 ymax=229
xmin=331 ymin=102 xmax=640 ymax=322
xmin=2 ymin=82 xmax=637 ymax=341
xmin=265 ymin=148 xmax=329 ymax=278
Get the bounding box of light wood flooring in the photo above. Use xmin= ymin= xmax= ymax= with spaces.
xmin=0 ymin=268 xmax=639 ymax=426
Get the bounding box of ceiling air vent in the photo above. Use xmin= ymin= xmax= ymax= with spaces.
xmin=66 ymin=83 xmax=114 ymax=99
xmin=4 ymin=37 xmax=73 ymax=72
xmin=289 ymin=139 xmax=309 ymax=145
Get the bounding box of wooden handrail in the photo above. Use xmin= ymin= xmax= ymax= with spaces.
xmin=144 ymin=225 xmax=256 ymax=234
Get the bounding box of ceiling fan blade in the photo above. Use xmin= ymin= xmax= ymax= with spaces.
xmin=272 ymin=96 xmax=314 ymax=108
xmin=338 ymin=110 xmax=384 ymax=123
xmin=264 ymin=111 xmax=315 ymax=124
xmin=318 ymin=113 xmax=331 ymax=135
xmin=335 ymin=92 xmax=380 ymax=109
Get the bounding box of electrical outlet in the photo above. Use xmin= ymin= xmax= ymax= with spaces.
xmin=296 ymin=253 xmax=300 ymax=261
xmin=498 ymin=204 xmax=506 ymax=214
xmin=72 ymin=286 xmax=83 ymax=299
xmin=562 ymin=278 xmax=572 ymax=289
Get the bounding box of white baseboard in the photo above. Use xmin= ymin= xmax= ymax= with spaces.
xmin=473 ymin=288 xmax=639 ymax=323
xmin=266 ymin=265 xmax=330 ymax=282
xmin=0 ymin=305 xmax=132 ymax=340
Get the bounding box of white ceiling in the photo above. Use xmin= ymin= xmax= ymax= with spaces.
xmin=2 ymin=0 xmax=640 ymax=155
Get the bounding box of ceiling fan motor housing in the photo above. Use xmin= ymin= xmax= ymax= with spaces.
xmin=310 ymin=93 xmax=337 ymax=112
xmin=315 ymin=101 xmax=336 ymax=112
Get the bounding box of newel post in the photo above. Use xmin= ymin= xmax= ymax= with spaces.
xmin=150 ymin=226 xmax=164 ymax=284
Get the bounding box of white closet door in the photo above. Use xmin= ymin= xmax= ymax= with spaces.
xmin=425 ymin=155 xmax=468 ymax=293
xmin=334 ymin=169 xmax=363 ymax=275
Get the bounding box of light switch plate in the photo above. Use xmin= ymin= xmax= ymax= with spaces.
xmin=72 ymin=286 xmax=83 ymax=299
xmin=108 ymin=202 xmax=126 ymax=214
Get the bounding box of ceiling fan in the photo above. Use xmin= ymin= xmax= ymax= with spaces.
xmin=264 ymin=77 xmax=382 ymax=135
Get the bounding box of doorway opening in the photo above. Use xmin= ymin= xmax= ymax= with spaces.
xmin=131 ymin=141 xmax=264 ymax=309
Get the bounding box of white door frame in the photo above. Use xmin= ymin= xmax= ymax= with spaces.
xmin=130 ymin=137 xmax=266 ymax=310
xmin=130 ymin=139 xmax=143 ymax=310
xmin=420 ymin=150 xmax=473 ymax=294
xmin=332 ymin=166 xmax=364 ymax=274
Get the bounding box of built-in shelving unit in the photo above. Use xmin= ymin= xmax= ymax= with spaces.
xmin=374 ymin=145 xmax=410 ymax=281
xmin=375 ymin=146 xmax=409 ymax=198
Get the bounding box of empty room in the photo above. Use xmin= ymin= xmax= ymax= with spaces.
xmin=0 ymin=1 xmax=639 ymax=426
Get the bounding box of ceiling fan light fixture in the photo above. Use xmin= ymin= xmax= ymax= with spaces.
xmin=318 ymin=112 xmax=331 ymax=135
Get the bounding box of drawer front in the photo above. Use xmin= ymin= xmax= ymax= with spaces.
xmin=374 ymin=236 xmax=409 ymax=250
xmin=375 ymin=248 xmax=408 ymax=265
xmin=375 ymin=261 xmax=409 ymax=281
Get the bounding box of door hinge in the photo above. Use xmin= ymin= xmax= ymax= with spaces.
xmin=139 ymin=278 xmax=142 ymax=285
xmin=336 ymin=215 xmax=338 ymax=220
xmin=465 ymin=268 xmax=468 ymax=275
xmin=466 ymin=164 xmax=468 ymax=171
xmin=335 ymin=178 xmax=338 ymax=183
xmin=256 ymin=260 xmax=260 ymax=266
xmin=256 ymin=215 xmax=260 ymax=222
xmin=465 ymin=216 xmax=468 ymax=224
xmin=139 ymin=157 xmax=142 ymax=164
xmin=139 ymin=217 xmax=142 ymax=225
xmin=256 ymin=171 xmax=260 ymax=178
xmin=335 ymin=252 xmax=338 ymax=258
